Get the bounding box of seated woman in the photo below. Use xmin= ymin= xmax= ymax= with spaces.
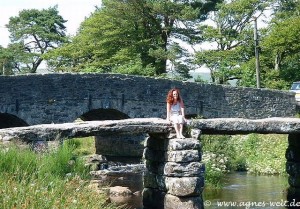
xmin=166 ymin=88 xmax=186 ymax=139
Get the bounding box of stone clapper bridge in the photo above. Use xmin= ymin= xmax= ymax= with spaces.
xmin=1 ymin=117 xmax=300 ymax=209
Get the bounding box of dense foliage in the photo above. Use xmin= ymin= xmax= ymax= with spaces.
xmin=2 ymin=6 xmax=68 ymax=74
xmin=44 ymin=0 xmax=221 ymax=78
xmin=202 ymin=133 xmax=288 ymax=189
xmin=1 ymin=0 xmax=299 ymax=88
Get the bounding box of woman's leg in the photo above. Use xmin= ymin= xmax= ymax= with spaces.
xmin=173 ymin=123 xmax=180 ymax=138
xmin=179 ymin=123 xmax=185 ymax=138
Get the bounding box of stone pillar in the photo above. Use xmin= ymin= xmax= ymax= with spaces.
xmin=286 ymin=134 xmax=300 ymax=204
xmin=143 ymin=130 xmax=205 ymax=209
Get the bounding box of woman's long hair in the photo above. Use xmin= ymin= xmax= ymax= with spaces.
xmin=166 ymin=88 xmax=181 ymax=105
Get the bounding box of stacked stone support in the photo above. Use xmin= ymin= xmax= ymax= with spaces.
xmin=143 ymin=131 xmax=204 ymax=209
xmin=286 ymin=134 xmax=300 ymax=204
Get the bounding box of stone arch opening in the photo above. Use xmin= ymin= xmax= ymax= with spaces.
xmin=80 ymin=108 xmax=130 ymax=121
xmin=0 ymin=113 xmax=28 ymax=129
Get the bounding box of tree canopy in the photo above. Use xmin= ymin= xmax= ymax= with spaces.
xmin=2 ymin=0 xmax=300 ymax=90
xmin=194 ymin=0 xmax=271 ymax=85
xmin=6 ymin=6 xmax=68 ymax=73
xmin=44 ymin=0 xmax=222 ymax=78
xmin=259 ymin=0 xmax=300 ymax=89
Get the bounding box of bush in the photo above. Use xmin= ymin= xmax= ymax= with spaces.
xmin=201 ymin=134 xmax=288 ymax=190
xmin=201 ymin=134 xmax=288 ymax=175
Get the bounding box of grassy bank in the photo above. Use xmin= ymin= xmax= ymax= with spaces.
xmin=202 ymin=134 xmax=288 ymax=188
xmin=0 ymin=139 xmax=121 ymax=209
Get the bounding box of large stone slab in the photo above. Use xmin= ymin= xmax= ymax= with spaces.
xmin=164 ymin=176 xmax=204 ymax=196
xmin=190 ymin=117 xmax=300 ymax=134
xmin=143 ymin=172 xmax=204 ymax=196
xmin=145 ymin=161 xmax=205 ymax=177
xmin=0 ymin=118 xmax=172 ymax=142
xmin=143 ymin=148 xmax=201 ymax=162
xmin=160 ymin=162 xmax=205 ymax=177
xmin=145 ymin=137 xmax=201 ymax=151
xmin=164 ymin=194 xmax=204 ymax=209
xmin=142 ymin=189 xmax=204 ymax=209
xmin=2 ymin=117 xmax=300 ymax=142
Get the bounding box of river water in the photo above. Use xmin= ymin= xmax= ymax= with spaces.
xmin=109 ymin=171 xmax=288 ymax=209
xmin=204 ymin=172 xmax=288 ymax=209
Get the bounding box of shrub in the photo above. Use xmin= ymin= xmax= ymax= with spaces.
xmin=201 ymin=133 xmax=288 ymax=190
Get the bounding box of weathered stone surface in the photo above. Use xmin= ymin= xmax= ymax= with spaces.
xmin=164 ymin=177 xmax=204 ymax=197
xmin=190 ymin=129 xmax=201 ymax=139
xmin=109 ymin=186 xmax=133 ymax=196
xmin=0 ymin=74 xmax=296 ymax=128
xmin=84 ymin=154 xmax=107 ymax=171
xmin=288 ymin=134 xmax=300 ymax=148
xmin=143 ymin=171 xmax=159 ymax=189
xmin=146 ymin=160 xmax=206 ymax=177
xmin=286 ymin=146 xmax=300 ymax=162
xmin=145 ymin=160 xmax=160 ymax=174
xmin=143 ymin=148 xmax=164 ymax=162
xmin=0 ymin=118 xmax=172 ymax=142
xmin=190 ymin=117 xmax=300 ymax=134
xmin=145 ymin=137 xmax=201 ymax=151
xmin=143 ymin=187 xmax=204 ymax=209
xmin=165 ymin=150 xmax=201 ymax=162
xmin=142 ymin=188 xmax=165 ymax=209
xmin=288 ymin=175 xmax=300 ymax=188
xmin=286 ymin=161 xmax=300 ymax=176
xmin=166 ymin=138 xmax=201 ymax=151
xmin=164 ymin=194 xmax=204 ymax=209
xmin=143 ymin=148 xmax=201 ymax=162
xmin=143 ymin=173 xmax=204 ymax=196
xmin=2 ymin=117 xmax=300 ymax=142
xmin=158 ymin=162 xmax=205 ymax=177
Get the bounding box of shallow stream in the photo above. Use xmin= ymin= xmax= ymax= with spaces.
xmin=204 ymin=172 xmax=288 ymax=209
xmin=98 ymin=163 xmax=288 ymax=209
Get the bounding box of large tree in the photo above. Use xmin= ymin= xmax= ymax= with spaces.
xmin=194 ymin=0 xmax=271 ymax=85
xmin=45 ymin=0 xmax=221 ymax=78
xmin=259 ymin=0 xmax=300 ymax=89
xmin=6 ymin=6 xmax=68 ymax=73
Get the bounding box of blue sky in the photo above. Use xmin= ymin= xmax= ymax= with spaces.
xmin=0 ymin=0 xmax=101 ymax=47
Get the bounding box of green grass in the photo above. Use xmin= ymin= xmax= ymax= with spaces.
xmin=65 ymin=136 xmax=96 ymax=156
xmin=0 ymin=140 xmax=122 ymax=209
xmin=201 ymin=134 xmax=288 ymax=189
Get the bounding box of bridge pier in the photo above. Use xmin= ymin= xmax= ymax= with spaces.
xmin=286 ymin=134 xmax=300 ymax=204
xmin=143 ymin=131 xmax=204 ymax=209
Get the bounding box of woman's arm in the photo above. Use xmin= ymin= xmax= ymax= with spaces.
xmin=180 ymin=100 xmax=186 ymax=120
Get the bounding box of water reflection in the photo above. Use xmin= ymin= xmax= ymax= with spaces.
xmin=100 ymin=168 xmax=288 ymax=209
xmin=204 ymin=172 xmax=288 ymax=209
